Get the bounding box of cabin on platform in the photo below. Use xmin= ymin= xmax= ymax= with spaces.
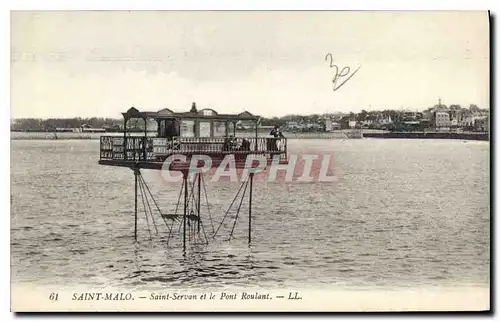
xmin=99 ymin=103 xmax=287 ymax=170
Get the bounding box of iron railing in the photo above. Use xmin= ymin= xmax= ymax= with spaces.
xmin=100 ymin=136 xmax=287 ymax=162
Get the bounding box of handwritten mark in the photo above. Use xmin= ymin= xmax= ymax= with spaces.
xmin=325 ymin=53 xmax=360 ymax=91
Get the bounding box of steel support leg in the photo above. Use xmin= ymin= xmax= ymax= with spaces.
xmin=197 ymin=173 xmax=201 ymax=234
xmin=183 ymin=171 xmax=188 ymax=254
xmin=134 ymin=168 xmax=138 ymax=241
xmin=248 ymin=173 xmax=254 ymax=245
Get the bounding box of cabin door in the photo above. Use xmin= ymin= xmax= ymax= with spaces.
xmin=158 ymin=119 xmax=180 ymax=138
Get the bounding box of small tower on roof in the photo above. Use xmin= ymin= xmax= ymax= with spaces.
xmin=190 ymin=102 xmax=198 ymax=113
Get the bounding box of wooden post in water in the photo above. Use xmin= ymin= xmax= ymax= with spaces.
xmin=248 ymin=172 xmax=254 ymax=245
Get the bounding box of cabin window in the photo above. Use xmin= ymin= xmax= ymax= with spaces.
xmin=157 ymin=119 xmax=179 ymax=138
xmin=127 ymin=118 xmax=143 ymax=132
xmin=199 ymin=121 xmax=211 ymax=137
xmin=213 ymin=121 xmax=226 ymax=137
xmin=227 ymin=122 xmax=236 ymax=136
xmin=166 ymin=119 xmax=180 ymax=137
xmin=181 ymin=120 xmax=195 ymax=137
xmin=159 ymin=120 xmax=166 ymax=137
xmin=145 ymin=118 xmax=158 ymax=135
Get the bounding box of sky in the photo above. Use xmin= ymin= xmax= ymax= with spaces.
xmin=11 ymin=11 xmax=489 ymax=119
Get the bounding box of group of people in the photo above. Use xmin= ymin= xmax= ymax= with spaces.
xmin=223 ymin=136 xmax=251 ymax=152
xmin=222 ymin=125 xmax=284 ymax=152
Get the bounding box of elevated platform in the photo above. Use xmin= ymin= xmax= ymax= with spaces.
xmin=99 ymin=135 xmax=288 ymax=171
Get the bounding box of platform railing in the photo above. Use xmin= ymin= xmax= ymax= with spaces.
xmin=100 ymin=136 xmax=287 ymax=162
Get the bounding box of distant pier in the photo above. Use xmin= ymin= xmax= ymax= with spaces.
xmin=362 ymin=131 xmax=489 ymax=141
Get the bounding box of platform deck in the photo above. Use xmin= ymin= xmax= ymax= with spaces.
xmin=98 ymin=157 xmax=289 ymax=171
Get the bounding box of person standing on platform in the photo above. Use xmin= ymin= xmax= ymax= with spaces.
xmin=269 ymin=125 xmax=285 ymax=151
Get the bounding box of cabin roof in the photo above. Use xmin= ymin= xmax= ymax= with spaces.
xmin=122 ymin=104 xmax=260 ymax=121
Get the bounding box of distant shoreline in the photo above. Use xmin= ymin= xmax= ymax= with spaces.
xmin=10 ymin=131 xmax=488 ymax=141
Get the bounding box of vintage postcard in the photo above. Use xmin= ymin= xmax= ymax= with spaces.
xmin=10 ymin=10 xmax=490 ymax=312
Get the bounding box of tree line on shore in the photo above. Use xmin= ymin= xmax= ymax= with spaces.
xmin=11 ymin=117 xmax=122 ymax=132
xmin=11 ymin=104 xmax=487 ymax=132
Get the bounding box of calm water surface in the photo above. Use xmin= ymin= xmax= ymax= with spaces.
xmin=10 ymin=139 xmax=490 ymax=290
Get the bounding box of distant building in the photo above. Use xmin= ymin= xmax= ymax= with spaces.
xmin=474 ymin=116 xmax=489 ymax=132
xmin=360 ymin=120 xmax=374 ymax=128
xmin=379 ymin=115 xmax=392 ymax=125
xmin=285 ymin=121 xmax=300 ymax=130
xmin=461 ymin=114 xmax=478 ymax=128
xmin=339 ymin=116 xmax=352 ymax=129
xmin=55 ymin=128 xmax=75 ymax=132
xmin=324 ymin=119 xmax=340 ymax=132
xmin=80 ymin=124 xmax=106 ymax=133
xmin=304 ymin=123 xmax=322 ymax=131
xmin=324 ymin=119 xmax=333 ymax=132
xmin=433 ymin=111 xmax=450 ymax=128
